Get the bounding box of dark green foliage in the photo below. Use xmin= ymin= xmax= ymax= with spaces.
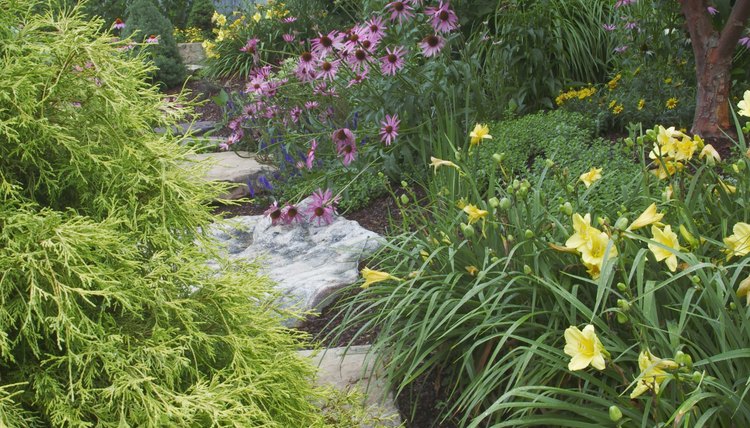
xmin=0 ymin=2 xmax=336 ymax=425
xmin=161 ymin=0 xmax=193 ymax=29
xmin=124 ymin=0 xmax=186 ymax=89
xmin=186 ymin=0 xmax=214 ymax=33
xmin=478 ymin=110 xmax=642 ymax=212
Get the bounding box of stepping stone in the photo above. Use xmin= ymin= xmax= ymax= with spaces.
xmin=210 ymin=196 xmax=384 ymax=321
xmin=299 ymin=345 xmax=402 ymax=427
xmin=177 ymin=42 xmax=206 ymax=65
xmin=184 ymin=150 xmax=275 ymax=199
xmin=155 ymin=120 xmax=216 ymax=136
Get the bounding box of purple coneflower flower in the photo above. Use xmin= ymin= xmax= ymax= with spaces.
xmin=381 ymin=46 xmax=406 ymax=75
xmin=311 ymin=31 xmax=342 ymax=56
xmin=602 ymin=24 xmax=616 ymax=31
xmin=281 ymin=16 xmax=297 ymax=23
xmin=349 ymin=48 xmax=370 ymax=71
xmin=740 ymin=37 xmax=750 ymax=48
xmin=145 ymin=35 xmax=159 ymax=44
xmin=305 ymin=101 xmax=319 ymax=110
xmin=332 ymin=128 xmax=356 ymax=148
xmin=245 ymin=76 xmax=269 ymax=95
xmin=419 ymin=34 xmax=445 ymax=57
xmin=290 ymin=106 xmax=302 ymax=123
xmin=379 ymin=114 xmax=400 ymax=146
xmin=306 ymin=189 xmax=339 ymax=226
xmin=387 ymin=1 xmax=415 ymax=23
xmin=614 ymin=0 xmax=636 ymax=7
xmin=264 ymin=201 xmax=283 ymax=225
xmin=426 ymin=2 xmax=458 ymax=33
xmin=240 ymin=38 xmax=260 ymax=59
xmin=282 ymin=204 xmax=302 ymax=224
xmin=707 ymin=6 xmax=718 ymax=15
xmin=297 ymin=51 xmax=317 ymax=73
xmin=282 ymin=33 xmax=295 ymax=43
xmin=343 ymin=26 xmax=368 ymax=53
xmin=347 ymin=69 xmax=369 ymax=87
xmin=337 ymin=139 xmax=357 ymax=165
xmin=365 ymin=16 xmax=386 ymax=42
xmin=317 ymin=59 xmax=340 ymax=81
xmin=614 ymin=45 xmax=629 ymax=53
xmin=112 ymin=18 xmax=125 ymax=30
xmin=306 ymin=139 xmax=318 ymax=170
xmin=624 ymin=21 xmax=638 ymax=30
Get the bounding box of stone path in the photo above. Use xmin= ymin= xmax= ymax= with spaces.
xmin=184 ymin=150 xmax=275 ymax=199
xmin=299 ymin=346 xmax=402 ymax=427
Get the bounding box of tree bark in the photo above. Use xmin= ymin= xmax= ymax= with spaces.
xmin=679 ymin=0 xmax=750 ymax=148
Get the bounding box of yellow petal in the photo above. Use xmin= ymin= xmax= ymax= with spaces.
xmin=627 ymin=203 xmax=664 ymax=231
xmin=360 ymin=267 xmax=399 ymax=289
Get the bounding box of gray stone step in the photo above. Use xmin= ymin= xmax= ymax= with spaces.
xmin=155 ymin=120 xmax=216 ymax=136
xmin=299 ymin=345 xmax=402 ymax=427
xmin=183 ymin=150 xmax=275 ymax=199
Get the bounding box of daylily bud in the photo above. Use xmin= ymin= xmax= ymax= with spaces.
xmin=492 ymin=153 xmax=505 ymax=164
xmin=566 ymin=184 xmax=575 ymax=193
xmin=691 ymin=275 xmax=701 ymax=284
xmin=517 ymin=187 xmax=528 ymax=198
xmin=523 ymin=264 xmax=532 ymax=275
xmin=545 ymin=158 xmax=555 ymax=168
xmin=499 ymin=197 xmax=511 ymax=210
xmin=730 ymin=302 xmax=737 ymax=310
xmin=507 ymin=234 xmax=514 ymax=242
xmin=617 ymin=299 xmax=630 ymax=311
xmin=454 ymin=150 xmax=461 ymax=161
xmin=524 ymin=229 xmax=534 ymax=239
xmin=609 ymin=405 xmax=623 ymax=422
xmin=489 ymin=197 xmax=500 ymax=208
xmin=616 ymin=312 xmax=628 ymax=324
xmin=679 ymin=225 xmax=699 ymax=248
xmin=461 ymin=222 xmax=475 ymax=238
xmin=692 ymin=371 xmax=703 ymax=383
xmin=512 ymin=179 xmax=521 ymax=190
xmin=614 ymin=217 xmax=629 ymax=230
xmin=560 ymin=202 xmax=573 ymax=216
xmin=401 ymin=180 xmax=408 ymax=188
xmin=675 ymin=351 xmax=693 ymax=368
xmin=617 ymin=282 xmax=628 ymax=292
xmin=737 ymin=161 xmax=746 ymax=172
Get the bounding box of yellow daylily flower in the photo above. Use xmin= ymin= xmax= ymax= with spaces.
xmin=579 ymin=167 xmax=602 ymax=188
xmin=738 ymin=90 xmax=750 ymax=117
xmin=565 ymin=213 xmax=597 ymax=250
xmin=673 ymin=136 xmax=697 ymax=162
xmin=648 ymin=225 xmax=680 ymax=272
xmin=737 ymin=276 xmax=750 ymax=306
xmin=469 ymin=123 xmax=492 ymax=146
xmin=724 ymin=222 xmax=750 ymax=260
xmin=430 ymin=156 xmax=460 ymax=173
xmin=563 ymin=324 xmax=607 ymax=371
xmin=465 ymin=265 xmax=479 ymax=276
xmin=578 ymin=230 xmax=618 ymax=278
xmin=252 ymin=12 xmax=262 ymax=22
xmin=630 ymin=350 xmax=679 ymax=399
xmin=463 ymin=204 xmax=489 ymax=224
xmin=651 ymin=160 xmax=683 ymax=180
xmin=627 ymin=203 xmax=664 ymax=231
xmin=699 ymin=144 xmax=721 ymax=165
xmin=360 ymin=268 xmax=400 ymax=289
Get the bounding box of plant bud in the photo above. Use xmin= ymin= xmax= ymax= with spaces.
xmin=400 ymin=194 xmax=409 ymax=205
xmin=499 ymin=197 xmax=511 ymax=210
xmin=675 ymin=351 xmax=693 ymax=368
xmin=624 ymin=137 xmax=634 ymax=148
xmin=524 ymin=229 xmax=534 ymax=239
xmin=454 ymin=151 xmax=461 ymax=161
xmin=489 ymin=197 xmax=500 ymax=208
xmin=692 ymin=371 xmax=703 ymax=383
xmin=679 ymin=225 xmax=699 ymax=248
xmin=617 ymin=282 xmax=628 ymax=292
xmin=507 ymin=234 xmax=514 ymax=242
xmin=736 ymin=161 xmax=746 ymax=172
xmin=461 ymin=223 xmax=475 ymax=238
xmin=512 ymin=179 xmax=521 ymax=190
xmin=491 ymin=256 xmax=500 ymax=263
xmin=517 ymin=187 xmax=528 ymax=198
xmin=730 ymin=302 xmax=737 ymax=310
xmin=608 ymin=405 xmax=623 ymax=422
xmin=401 ymin=180 xmax=408 ymax=188
xmin=690 ymin=275 xmax=701 ymax=284
xmin=560 ymin=202 xmax=573 ymax=216
xmin=523 ymin=264 xmax=532 ymax=275
xmin=566 ymin=184 xmax=575 ymax=193
xmin=614 ymin=217 xmax=629 ymax=230
xmin=492 ymin=153 xmax=505 ymax=164
xmin=616 ymin=312 xmax=628 ymax=324
xmin=545 ymin=158 xmax=555 ymax=168
xmin=616 ymin=299 xmax=630 ymax=311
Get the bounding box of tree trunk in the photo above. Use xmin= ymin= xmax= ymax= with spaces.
xmin=691 ymin=48 xmax=735 ymax=143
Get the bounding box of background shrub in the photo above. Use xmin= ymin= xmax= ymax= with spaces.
xmin=186 ymin=0 xmax=214 ymax=35
xmin=124 ymin=0 xmax=186 ymax=89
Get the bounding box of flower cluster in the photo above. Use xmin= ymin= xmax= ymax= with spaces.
xmin=264 ymin=188 xmax=340 ymax=227
xmin=646 ymin=125 xmax=717 ymax=179
xmin=555 ymin=86 xmax=597 ymax=106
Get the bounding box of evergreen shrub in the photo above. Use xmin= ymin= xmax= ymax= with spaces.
xmin=124 ymin=0 xmax=186 ymax=89
xmin=0 ymin=2 xmax=342 ymax=426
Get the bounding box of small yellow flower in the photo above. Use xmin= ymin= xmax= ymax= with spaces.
xmin=469 ymin=123 xmax=492 ymax=146
xmin=664 ymin=77 xmax=672 ymax=84
xmin=211 ymin=11 xmax=227 ymax=27
xmin=738 ymin=90 xmax=750 ymax=117
xmin=648 ymin=225 xmax=680 ymax=272
xmin=607 ymin=74 xmax=621 ymax=90
xmin=360 ymin=267 xmax=400 ymax=289
xmin=699 ymin=144 xmax=721 ymax=165
xmin=627 ymin=203 xmax=664 ymax=231
xmin=637 ymin=99 xmax=645 ymax=110
xmin=578 ymin=230 xmax=618 ymax=278
xmin=465 ymin=265 xmax=479 ymax=276
xmin=563 ymin=325 xmax=607 ymax=371
xmin=463 ymin=204 xmax=489 ymax=225
xmin=430 ymin=156 xmax=460 ymax=173
xmin=608 ymin=99 xmax=617 ymax=109
xmin=612 ymin=104 xmax=623 ymax=115
xmin=719 ymin=179 xmax=737 ymax=194
xmin=673 ymin=136 xmax=697 ymax=162
xmin=252 ymin=12 xmax=262 ymax=22
xmin=579 ymin=167 xmax=602 ymax=188
xmin=665 ymin=97 xmax=678 ymax=109
xmin=737 ymin=276 xmax=750 ymax=305
xmin=630 ymin=350 xmax=678 ymax=399
xmin=724 ymin=222 xmax=750 ymax=260
xmin=651 ymin=160 xmax=683 ymax=180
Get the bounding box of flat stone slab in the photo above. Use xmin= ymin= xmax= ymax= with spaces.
xmin=210 ymin=196 xmax=384 ymax=317
xmin=177 ymin=42 xmax=206 ymax=65
xmin=300 ymin=346 xmax=401 ymax=427
xmin=185 ymin=150 xmax=275 ymax=199
xmin=155 ymin=120 xmax=215 ymax=136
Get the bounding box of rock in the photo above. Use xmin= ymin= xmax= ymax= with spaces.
xmin=155 ymin=120 xmax=215 ymax=136
xmin=211 ymin=196 xmax=385 ymax=319
xmin=184 ymin=150 xmax=276 ymax=199
xmin=177 ymin=42 xmax=206 ymax=65
xmin=299 ymin=345 xmax=401 ymax=427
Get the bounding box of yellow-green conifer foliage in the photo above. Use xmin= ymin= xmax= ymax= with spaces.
xmin=0 ymin=2 xmax=331 ymax=426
